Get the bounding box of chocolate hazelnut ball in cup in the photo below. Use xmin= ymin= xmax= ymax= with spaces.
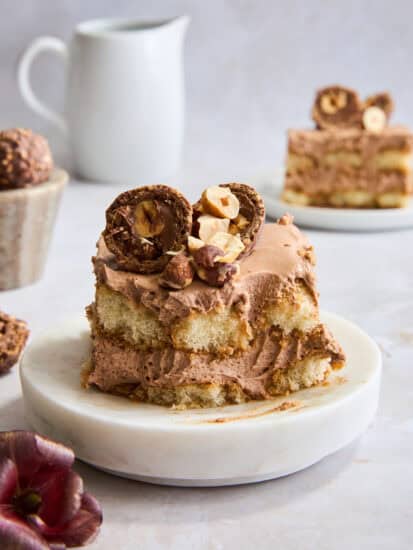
xmin=0 ymin=128 xmax=68 ymax=290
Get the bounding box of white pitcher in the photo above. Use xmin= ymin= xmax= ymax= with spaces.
xmin=18 ymin=16 xmax=190 ymax=184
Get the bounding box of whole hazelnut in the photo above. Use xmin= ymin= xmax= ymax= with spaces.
xmin=197 ymin=215 xmax=229 ymax=242
xmin=134 ymin=200 xmax=165 ymax=238
xmin=159 ymin=254 xmax=194 ymax=290
xmin=197 ymin=262 xmax=240 ymax=288
xmin=193 ymin=245 xmax=224 ymax=269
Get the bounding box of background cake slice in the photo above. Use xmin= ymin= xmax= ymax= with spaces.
xmin=282 ymin=85 xmax=413 ymax=208
xmin=84 ymin=184 xmax=345 ymax=408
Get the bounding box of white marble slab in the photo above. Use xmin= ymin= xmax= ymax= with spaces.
xmin=0 ymin=173 xmax=412 ymax=549
xmin=20 ymin=312 xmax=381 ymax=486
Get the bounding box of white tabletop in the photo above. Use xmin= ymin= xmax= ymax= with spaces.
xmin=0 ymin=174 xmax=412 ymax=550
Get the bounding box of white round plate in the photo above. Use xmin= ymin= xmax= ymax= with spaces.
xmin=20 ymin=312 xmax=381 ymax=487
xmin=252 ymin=173 xmax=413 ymax=232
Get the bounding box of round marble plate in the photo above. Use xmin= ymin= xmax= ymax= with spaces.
xmin=20 ymin=312 xmax=381 ymax=487
xmin=252 ymin=173 xmax=413 ymax=231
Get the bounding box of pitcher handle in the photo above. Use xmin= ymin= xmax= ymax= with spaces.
xmin=17 ymin=36 xmax=68 ymax=135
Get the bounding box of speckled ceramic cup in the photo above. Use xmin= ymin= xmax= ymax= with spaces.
xmin=0 ymin=169 xmax=68 ymax=290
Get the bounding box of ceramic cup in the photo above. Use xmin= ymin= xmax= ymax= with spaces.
xmin=0 ymin=170 xmax=68 ymax=291
xmin=17 ymin=16 xmax=190 ymax=185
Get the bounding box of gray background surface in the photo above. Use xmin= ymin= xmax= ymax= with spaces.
xmin=1 ymin=0 xmax=413 ymax=176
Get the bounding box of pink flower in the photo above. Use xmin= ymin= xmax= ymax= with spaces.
xmin=0 ymin=431 xmax=102 ymax=549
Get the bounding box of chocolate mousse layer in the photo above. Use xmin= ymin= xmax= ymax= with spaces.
xmin=288 ymin=126 xmax=413 ymax=157
xmin=87 ymin=324 xmax=344 ymax=400
xmin=286 ymin=170 xmax=411 ymax=195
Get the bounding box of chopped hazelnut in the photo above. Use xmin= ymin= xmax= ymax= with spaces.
xmin=187 ymin=236 xmax=205 ymax=254
xmin=278 ymin=213 xmax=294 ymax=226
xmin=229 ymin=214 xmax=249 ymax=235
xmin=197 ymin=215 xmax=230 ymax=242
xmin=207 ymin=232 xmax=245 ymax=263
xmin=362 ymin=106 xmax=386 ymax=133
xmin=201 ymin=186 xmax=240 ymax=219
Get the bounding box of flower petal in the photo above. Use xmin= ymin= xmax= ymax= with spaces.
xmin=0 ymin=510 xmax=50 ymax=550
xmin=28 ymin=493 xmax=102 ymax=547
xmin=0 ymin=458 xmax=17 ymax=504
xmin=35 ymin=434 xmax=74 ymax=473
xmin=80 ymin=492 xmax=102 ymax=520
xmin=57 ymin=493 xmax=102 ymax=548
xmin=35 ymin=470 xmax=83 ymax=527
xmin=0 ymin=431 xmax=74 ymax=482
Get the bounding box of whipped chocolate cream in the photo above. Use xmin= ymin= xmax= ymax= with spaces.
xmin=93 ymin=220 xmax=318 ymax=327
xmin=288 ymin=126 xmax=413 ymax=157
xmin=286 ymin=171 xmax=411 ymax=195
xmin=88 ymin=324 xmax=344 ymax=400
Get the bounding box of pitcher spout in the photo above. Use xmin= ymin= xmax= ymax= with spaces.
xmin=166 ymin=15 xmax=190 ymax=37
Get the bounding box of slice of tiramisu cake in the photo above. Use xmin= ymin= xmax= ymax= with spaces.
xmin=282 ymin=85 xmax=413 ymax=208
xmin=84 ymin=183 xmax=345 ymax=408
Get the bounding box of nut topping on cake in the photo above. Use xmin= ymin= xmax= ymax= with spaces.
xmin=193 ymin=246 xmax=240 ymax=287
xmin=104 ymin=185 xmax=192 ymax=274
xmin=191 ymin=183 xmax=265 ymax=284
xmin=278 ymin=213 xmax=294 ymax=225
xmin=134 ymin=200 xmax=165 ymax=237
xmin=104 ymin=182 xmax=265 ymax=287
xmin=197 ymin=262 xmax=241 ymax=287
xmin=193 ymin=245 xmax=225 ymax=269
xmin=197 ymin=215 xmax=230 ymax=242
xmin=159 ymin=254 xmax=194 ymax=290
xmin=312 ymin=85 xmax=362 ymax=130
xmin=201 ymin=185 xmax=240 ymax=219
xmin=193 ymin=243 xmax=241 ymax=288
xmin=187 ymin=236 xmax=205 ymax=254
xmin=219 ymin=183 xmax=265 ymax=257
xmin=0 ymin=128 xmax=53 ymax=190
xmin=207 ymin=232 xmax=245 ymax=263
xmin=0 ymin=310 xmax=29 ymax=374
xmin=192 ymin=245 xmax=241 ymax=287
xmin=362 ymin=106 xmax=386 ymax=133
xmin=320 ymin=90 xmax=347 ymax=113
xmin=364 ymin=92 xmax=394 ymax=120
xmin=229 ymin=213 xmax=249 ymax=234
